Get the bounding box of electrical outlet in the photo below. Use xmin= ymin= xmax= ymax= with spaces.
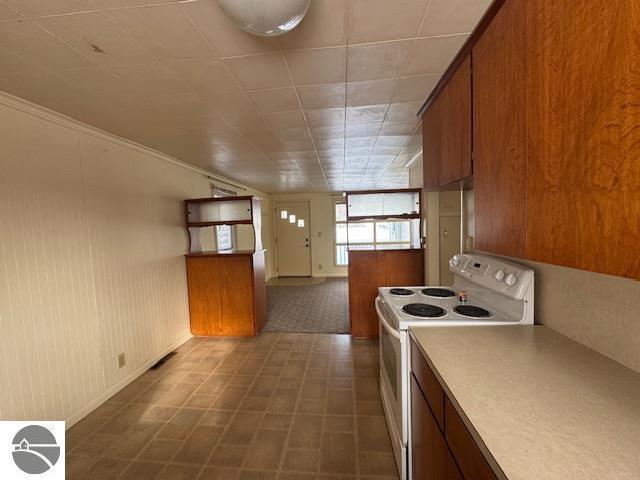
xmin=117 ymin=353 xmax=126 ymax=369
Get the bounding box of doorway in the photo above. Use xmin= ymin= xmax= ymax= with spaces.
xmin=275 ymin=201 xmax=312 ymax=277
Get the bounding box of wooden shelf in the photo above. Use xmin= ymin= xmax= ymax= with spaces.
xmin=187 ymin=220 xmax=253 ymax=228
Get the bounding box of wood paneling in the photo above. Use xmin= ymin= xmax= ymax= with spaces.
xmin=411 ymin=375 xmax=463 ymax=480
xmin=445 ymin=397 xmax=497 ymax=480
xmin=411 ymin=340 xmax=445 ymax=430
xmin=186 ymin=252 xmax=266 ymax=337
xmin=0 ymin=96 xmax=209 ymax=423
xmin=472 ymin=0 xmax=527 ymax=258
xmin=423 ymin=55 xmax=472 ymax=191
xmin=349 ymin=249 xmax=424 ymax=338
xmin=525 ymin=0 xmax=640 ymax=279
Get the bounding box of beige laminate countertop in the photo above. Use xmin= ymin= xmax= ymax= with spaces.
xmin=409 ymin=325 xmax=640 ymax=480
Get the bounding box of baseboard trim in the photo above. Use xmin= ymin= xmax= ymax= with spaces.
xmin=65 ymin=333 xmax=193 ymax=429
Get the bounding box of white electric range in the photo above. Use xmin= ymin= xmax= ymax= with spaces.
xmin=375 ymin=253 xmax=534 ymax=479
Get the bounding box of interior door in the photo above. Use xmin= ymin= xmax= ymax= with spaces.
xmin=275 ymin=202 xmax=311 ymax=276
xmin=439 ymin=216 xmax=461 ymax=286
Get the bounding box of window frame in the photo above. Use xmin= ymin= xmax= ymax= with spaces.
xmin=334 ymin=199 xmax=413 ymax=267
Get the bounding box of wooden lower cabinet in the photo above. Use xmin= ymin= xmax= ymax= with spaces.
xmin=348 ymin=249 xmax=424 ymax=338
xmin=185 ymin=250 xmax=266 ymax=336
xmin=411 ymin=375 xmax=462 ymax=480
xmin=411 ymin=337 xmax=498 ymax=480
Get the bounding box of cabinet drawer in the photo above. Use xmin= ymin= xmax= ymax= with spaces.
xmin=445 ymin=397 xmax=497 ymax=480
xmin=411 ymin=338 xmax=445 ymax=430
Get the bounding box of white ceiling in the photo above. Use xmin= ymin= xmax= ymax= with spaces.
xmin=0 ymin=0 xmax=492 ymax=193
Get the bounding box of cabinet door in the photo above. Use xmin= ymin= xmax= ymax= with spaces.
xmin=186 ymin=257 xmax=223 ymax=335
xmin=422 ymin=56 xmax=472 ymax=191
xmin=525 ymin=0 xmax=640 ymax=279
xmin=411 ymin=375 xmax=462 ymax=480
xmin=219 ymin=256 xmax=255 ymax=336
xmin=472 ymin=0 xmax=526 ymax=258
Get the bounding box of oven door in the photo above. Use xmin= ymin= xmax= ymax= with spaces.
xmin=376 ymin=296 xmax=406 ymax=476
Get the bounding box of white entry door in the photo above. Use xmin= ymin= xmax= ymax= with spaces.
xmin=275 ymin=202 xmax=311 ymax=276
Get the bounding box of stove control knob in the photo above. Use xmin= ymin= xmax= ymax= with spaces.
xmin=451 ymin=254 xmax=463 ymax=266
xmin=505 ymin=273 xmax=517 ymax=286
xmin=494 ymin=269 xmax=505 ymax=282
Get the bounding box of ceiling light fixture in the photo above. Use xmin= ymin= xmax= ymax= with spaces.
xmin=216 ymin=0 xmax=311 ymax=37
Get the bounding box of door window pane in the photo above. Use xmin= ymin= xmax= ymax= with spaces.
xmin=335 ymin=203 xmax=347 ymax=222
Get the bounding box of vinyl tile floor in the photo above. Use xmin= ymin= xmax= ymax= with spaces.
xmin=66 ymin=333 xmax=399 ymax=480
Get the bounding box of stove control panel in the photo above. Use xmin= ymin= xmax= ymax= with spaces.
xmin=449 ymin=253 xmax=534 ymax=300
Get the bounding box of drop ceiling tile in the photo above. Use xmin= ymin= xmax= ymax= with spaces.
xmin=55 ymin=65 xmax=141 ymax=104
xmin=279 ymin=0 xmax=347 ymax=49
xmin=311 ymin=125 xmax=345 ymax=140
xmin=404 ymin=34 xmax=468 ymax=75
xmin=345 ymin=136 xmax=377 ymax=148
xmin=248 ymin=87 xmax=299 ymax=113
xmin=274 ymin=127 xmax=311 ymax=142
xmin=393 ymin=74 xmax=440 ymax=102
xmin=348 ymin=0 xmax=429 ymax=43
xmin=375 ymin=135 xmax=411 ymax=147
xmin=347 ymin=40 xmax=412 ymax=82
xmin=224 ymin=52 xmax=290 ymax=90
xmin=420 ymin=0 xmax=493 ymax=36
xmin=167 ymin=59 xmax=239 ymax=99
xmin=346 ymin=78 xmax=397 ymax=107
xmin=93 ymin=0 xmax=176 ymax=7
xmin=182 ymin=0 xmax=281 ymax=57
xmin=346 ymin=104 xmax=387 ymax=125
xmin=112 ymin=62 xmax=190 ymax=97
xmin=285 ymin=47 xmax=346 ymax=85
xmin=0 ymin=19 xmax=93 ymax=69
xmin=380 ymin=122 xmax=418 ymax=136
xmin=37 ymin=11 xmax=153 ymax=66
xmin=315 ymin=137 xmax=344 ymax=150
xmin=296 ymin=83 xmax=345 ymax=109
xmin=3 ymin=0 xmax=97 ymax=17
xmin=346 ymin=146 xmax=374 ymax=156
xmin=345 ymin=123 xmax=380 ymax=138
xmin=305 ymin=107 xmax=345 ymax=127
xmin=372 ymin=145 xmax=403 ymax=155
xmin=263 ymin=110 xmax=306 ymax=130
xmin=0 ymin=4 xmax=21 ymax=20
xmin=106 ymin=4 xmax=217 ymax=61
xmin=385 ymin=101 xmax=423 ymax=123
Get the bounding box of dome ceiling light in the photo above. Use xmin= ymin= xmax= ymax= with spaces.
xmin=216 ymin=0 xmax=311 ymax=37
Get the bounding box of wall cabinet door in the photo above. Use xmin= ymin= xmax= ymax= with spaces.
xmin=472 ymin=0 xmax=526 ymax=258
xmin=411 ymin=375 xmax=462 ymax=480
xmin=525 ymin=0 xmax=640 ymax=279
xmin=423 ymin=55 xmax=472 ymax=191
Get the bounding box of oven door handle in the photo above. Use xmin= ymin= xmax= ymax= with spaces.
xmin=375 ymin=297 xmax=401 ymax=339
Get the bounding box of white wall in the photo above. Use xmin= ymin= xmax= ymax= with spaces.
xmin=270 ymin=193 xmax=347 ymax=277
xmin=0 ymin=93 xmax=268 ymax=425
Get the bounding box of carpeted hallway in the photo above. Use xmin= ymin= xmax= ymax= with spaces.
xmin=265 ymin=278 xmax=349 ymax=334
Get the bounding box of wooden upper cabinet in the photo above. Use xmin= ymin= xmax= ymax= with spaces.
xmin=525 ymin=0 xmax=640 ymax=279
xmin=472 ymin=0 xmax=526 ymax=258
xmin=423 ymin=55 xmax=472 ymax=191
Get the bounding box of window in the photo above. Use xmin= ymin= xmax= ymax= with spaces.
xmin=334 ymin=201 xmax=413 ymax=266
xmin=216 ymin=225 xmax=233 ymax=251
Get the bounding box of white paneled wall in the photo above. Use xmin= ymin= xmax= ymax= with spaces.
xmin=0 ymin=93 xmax=262 ymax=425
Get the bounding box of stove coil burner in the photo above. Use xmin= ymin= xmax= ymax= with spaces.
xmin=454 ymin=305 xmax=491 ymax=318
xmin=389 ymin=288 xmax=414 ymax=296
xmin=421 ymin=288 xmax=456 ymax=298
xmin=402 ymin=303 xmax=447 ymax=318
